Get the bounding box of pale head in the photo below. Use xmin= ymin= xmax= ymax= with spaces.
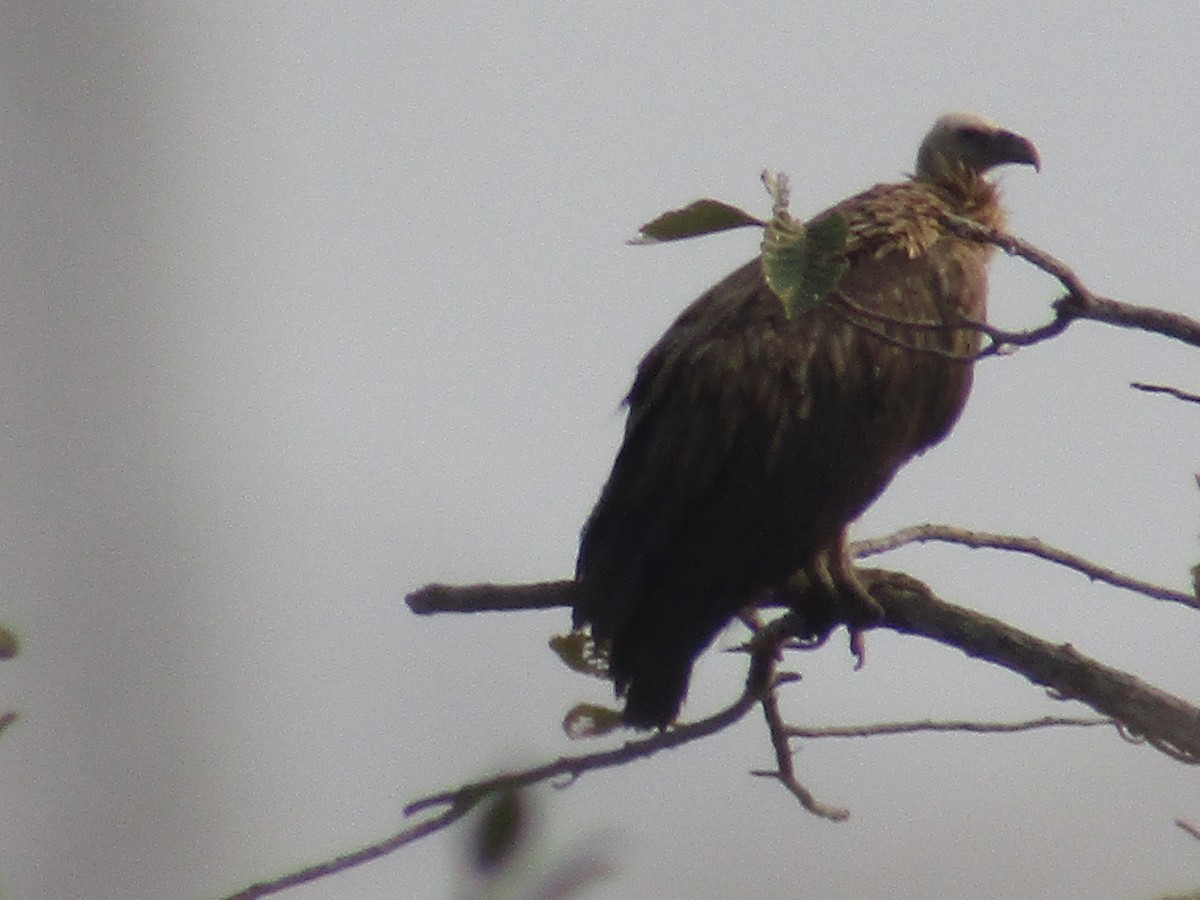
xmin=915 ymin=112 xmax=1040 ymax=181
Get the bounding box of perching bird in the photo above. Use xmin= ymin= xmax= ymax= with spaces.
xmin=573 ymin=113 xmax=1040 ymax=729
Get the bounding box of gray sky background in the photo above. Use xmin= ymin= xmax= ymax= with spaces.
xmin=1 ymin=4 xmax=1198 ymax=898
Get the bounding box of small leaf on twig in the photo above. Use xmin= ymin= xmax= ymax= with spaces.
xmin=630 ymin=199 xmax=764 ymax=244
xmin=761 ymin=211 xmax=808 ymax=317
xmin=760 ymin=179 xmax=849 ymax=319
xmin=800 ymin=214 xmax=850 ymax=308
xmin=549 ymin=631 xmax=610 ymax=679
xmin=563 ymin=703 xmax=623 ymax=739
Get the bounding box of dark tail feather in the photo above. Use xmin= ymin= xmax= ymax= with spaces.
xmin=619 ymin=656 xmax=693 ymax=729
xmin=609 ymin=622 xmax=709 ymax=730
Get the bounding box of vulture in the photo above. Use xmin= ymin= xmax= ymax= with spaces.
xmin=574 ymin=113 xmax=1040 ymax=728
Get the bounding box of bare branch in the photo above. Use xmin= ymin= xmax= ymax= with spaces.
xmin=1176 ymin=819 xmax=1200 ymax=843
xmin=220 ymin=800 xmax=473 ymax=900
xmin=405 ymin=686 xmax=760 ymax=817
xmin=407 ymin=580 xmax=574 ymax=614
xmin=824 ymin=290 xmax=977 ymax=362
xmin=406 ymin=573 xmax=1200 ymax=762
xmin=944 ymin=215 xmax=1085 ymax=293
xmin=754 ymin=674 xmax=850 ymax=821
xmin=851 ymin=523 xmax=1199 ymax=610
xmin=738 ymin=610 xmax=849 ymax=821
xmin=826 ymin=212 xmax=1200 ymax=363
xmin=785 ymin=715 xmax=1113 ymax=739
xmin=1070 ymin=294 xmax=1200 ymax=349
xmin=957 ymin=312 xmax=1074 ymax=357
xmin=1131 ymin=382 xmax=1200 ymax=405
xmin=824 ymin=289 xmax=1060 ymax=362
xmin=222 ymin=650 xmax=774 ymax=899
xmin=406 ymin=624 xmax=785 ymax=805
xmin=863 ymin=568 xmax=1200 ymax=763
xmin=943 ymin=215 xmax=1200 ymax=351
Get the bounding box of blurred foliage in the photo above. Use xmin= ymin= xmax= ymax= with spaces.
xmin=472 ymin=789 xmax=526 ymax=875
xmin=631 ymin=172 xmax=850 ymax=321
xmin=0 ymin=624 xmax=18 ymax=660
xmin=460 ymin=788 xmax=611 ymax=900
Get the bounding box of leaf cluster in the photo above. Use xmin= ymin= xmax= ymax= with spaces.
xmin=631 ymin=171 xmax=849 ymax=319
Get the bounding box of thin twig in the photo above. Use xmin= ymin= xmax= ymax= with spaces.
xmin=1176 ymin=819 xmax=1200 ymax=842
xmin=864 ymin=568 xmax=1200 ymax=763
xmin=405 ymin=690 xmax=760 ymax=817
xmin=223 ymin=681 xmax=763 ymax=899
xmin=222 ymin=607 xmax=823 ymax=896
xmin=1131 ymin=382 xmax=1200 ymax=405
xmin=823 ymin=291 xmax=978 ymax=362
xmin=956 ymin=311 xmax=1075 ymax=357
xmin=851 ymin=524 xmax=1199 ymax=610
xmin=944 ymin=215 xmax=1086 ymax=295
xmin=786 ymin=715 xmax=1113 ymax=739
xmin=753 ymin=676 xmax=850 ymax=821
xmin=220 ymin=800 xmax=473 ymax=900
xmin=944 ymin=214 xmax=1200 ymax=350
xmin=740 ymin=610 xmax=848 ymax=820
xmin=830 ymin=290 xmax=968 ymax=332
xmin=409 ymin=572 xmax=1200 ymax=760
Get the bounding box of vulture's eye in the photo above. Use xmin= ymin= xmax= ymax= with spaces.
xmin=958 ymin=127 xmax=990 ymax=147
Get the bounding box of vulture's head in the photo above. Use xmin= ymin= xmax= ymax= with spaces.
xmin=916 ymin=112 xmax=1040 ymax=182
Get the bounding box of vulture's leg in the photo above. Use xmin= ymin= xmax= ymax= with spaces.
xmin=804 ymin=528 xmax=882 ymax=668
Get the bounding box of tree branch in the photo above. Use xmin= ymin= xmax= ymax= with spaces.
xmin=737 ymin=610 xmax=849 ymax=820
xmin=1176 ymin=819 xmax=1200 ymax=843
xmin=220 ymin=800 xmax=474 ymax=900
xmin=851 ymin=523 xmax=1199 ymax=609
xmin=753 ymin=670 xmax=850 ymax=821
xmin=942 ymin=215 xmax=1200 ymax=351
xmin=404 ymin=680 xmax=762 ymax=818
xmin=861 ymin=568 xmax=1200 ymax=762
xmin=406 ymin=580 xmax=574 ymax=614
xmin=785 ymin=715 xmax=1114 ymax=739
xmin=1131 ymin=382 xmax=1200 ymax=405
xmin=405 ymin=572 xmax=1200 ymax=762
xmin=221 ymin=646 xmax=775 ymax=899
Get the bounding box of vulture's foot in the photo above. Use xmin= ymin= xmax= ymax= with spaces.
xmin=805 ymin=533 xmax=882 ymax=669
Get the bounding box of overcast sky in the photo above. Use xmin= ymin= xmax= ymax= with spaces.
xmin=1 ymin=4 xmax=1198 ymax=899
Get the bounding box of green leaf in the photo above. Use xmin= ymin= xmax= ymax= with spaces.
xmin=563 ymin=702 xmax=623 ymax=739
xmin=762 ymin=211 xmax=849 ymax=319
xmin=549 ymin=631 xmax=609 ymax=679
xmin=761 ymin=212 xmax=808 ymax=317
xmin=801 ymin=212 xmax=850 ymax=310
xmin=631 ymin=199 xmax=764 ymax=244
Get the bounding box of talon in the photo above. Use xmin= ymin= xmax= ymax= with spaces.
xmin=827 ymin=528 xmax=884 ymax=625
xmin=849 ymin=627 xmax=867 ymax=670
xmin=795 ymin=530 xmax=882 ymax=668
